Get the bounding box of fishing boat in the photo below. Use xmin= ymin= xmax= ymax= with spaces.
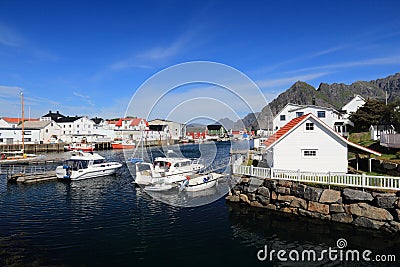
xmin=64 ymin=142 xmax=95 ymax=152
xmin=55 ymin=151 xmax=122 ymax=181
xmin=179 ymin=172 xmax=223 ymax=192
xmin=111 ymin=138 xmax=135 ymax=149
xmin=134 ymin=156 xmax=204 ymax=186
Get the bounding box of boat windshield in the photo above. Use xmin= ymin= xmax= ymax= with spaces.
xmin=66 ymin=160 xmax=89 ymax=170
xmin=137 ymin=163 xmax=151 ymax=172
xmin=93 ymin=159 xmax=106 ymax=164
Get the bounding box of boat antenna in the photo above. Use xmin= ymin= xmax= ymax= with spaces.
xmin=21 ymin=92 xmax=25 ymax=154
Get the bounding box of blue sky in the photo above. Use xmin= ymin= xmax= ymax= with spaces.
xmin=0 ymin=0 xmax=399 ymax=121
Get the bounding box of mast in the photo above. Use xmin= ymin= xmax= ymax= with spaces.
xmin=21 ymin=92 xmax=25 ymax=153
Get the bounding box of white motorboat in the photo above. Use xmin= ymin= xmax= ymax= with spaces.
xmin=56 ymin=151 xmax=122 ymax=181
xmin=179 ymin=172 xmax=223 ymax=192
xmin=135 ymin=156 xmax=204 ymax=185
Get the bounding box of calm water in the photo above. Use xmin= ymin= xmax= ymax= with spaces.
xmin=0 ymin=142 xmax=399 ymax=267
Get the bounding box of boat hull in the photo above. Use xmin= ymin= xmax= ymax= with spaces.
xmin=111 ymin=143 xmax=135 ymax=149
xmin=56 ymin=163 xmax=122 ymax=181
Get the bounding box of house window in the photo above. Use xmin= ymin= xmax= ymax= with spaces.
xmin=45 ymin=129 xmax=49 ymax=133
xmin=280 ymin=115 xmax=286 ymax=121
xmin=317 ymin=111 xmax=326 ymax=118
xmin=64 ymin=125 xmax=65 ymax=128
xmin=303 ymin=149 xmax=317 ymax=157
xmin=51 ymin=123 xmax=53 ymax=126
xmin=23 ymin=138 xmax=31 ymax=142
xmin=77 ymin=125 xmax=79 ymax=128
xmin=305 ymin=123 xmax=314 ymax=131
xmin=69 ymin=125 xmax=71 ymax=128
xmin=296 ymin=112 xmax=304 ymax=117
xmin=23 ymin=131 xmax=32 ymax=135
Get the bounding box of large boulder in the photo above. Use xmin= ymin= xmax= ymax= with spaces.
xmin=256 ymin=195 xmax=270 ymax=205
xmin=374 ymin=193 xmax=397 ymax=209
xmin=331 ymin=213 xmax=353 ymax=224
xmin=353 ymin=217 xmax=385 ymax=230
xmin=263 ymin=179 xmax=277 ymax=190
xmin=342 ymin=188 xmax=373 ymax=202
xmin=319 ymin=189 xmax=342 ymax=204
xmin=276 ymin=186 xmax=290 ymax=195
xmin=239 ymin=194 xmax=250 ymax=204
xmin=290 ymin=197 xmax=308 ymax=209
xmin=330 ymin=204 xmax=345 ymax=213
xmin=226 ymin=195 xmax=240 ymax=202
xmin=277 ymin=194 xmax=295 ymax=203
xmin=257 ymin=186 xmax=270 ymax=198
xmin=346 ymin=203 xmax=393 ymax=221
xmin=308 ymin=201 xmax=329 ymax=215
xmin=291 ymin=183 xmax=306 ymax=198
xmin=303 ymin=187 xmax=323 ymax=202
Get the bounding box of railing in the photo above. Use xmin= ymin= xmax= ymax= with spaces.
xmin=0 ymin=165 xmax=47 ymax=175
xmin=380 ymin=134 xmax=400 ymax=148
xmin=232 ymin=164 xmax=400 ymax=191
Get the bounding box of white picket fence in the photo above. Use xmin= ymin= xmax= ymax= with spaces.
xmin=233 ymin=164 xmax=400 ymax=191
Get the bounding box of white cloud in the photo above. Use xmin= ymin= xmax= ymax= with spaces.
xmin=72 ymin=91 xmax=95 ymax=106
xmin=0 ymin=23 xmax=23 ymax=47
xmin=285 ymin=55 xmax=400 ymax=74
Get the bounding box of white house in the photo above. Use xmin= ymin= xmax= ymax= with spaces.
xmin=273 ymin=103 xmax=354 ymax=137
xmin=341 ymin=95 xmax=365 ymax=119
xmin=23 ymin=120 xmax=62 ymax=143
xmin=0 ymin=128 xmax=41 ymax=144
xmin=370 ymin=124 xmax=396 ymax=141
xmin=57 ymin=116 xmax=95 ymax=143
xmin=148 ymin=119 xmax=186 ymax=140
xmin=264 ymin=113 xmax=380 ymax=173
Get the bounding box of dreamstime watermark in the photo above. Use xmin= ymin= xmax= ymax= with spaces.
xmin=257 ymin=238 xmax=396 ymax=263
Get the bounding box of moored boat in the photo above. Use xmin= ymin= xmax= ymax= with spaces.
xmin=111 ymin=138 xmax=135 ymax=149
xmin=134 ymin=156 xmax=204 ymax=185
xmin=0 ymin=150 xmax=40 ymax=164
xmin=64 ymin=142 xmax=95 ymax=152
xmin=179 ymin=172 xmax=223 ymax=192
xmin=56 ymin=151 xmax=122 ymax=181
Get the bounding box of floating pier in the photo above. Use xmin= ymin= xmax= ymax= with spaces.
xmin=8 ymin=171 xmax=57 ymax=183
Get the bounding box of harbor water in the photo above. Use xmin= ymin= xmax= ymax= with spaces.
xmin=0 ymin=142 xmax=399 ymax=266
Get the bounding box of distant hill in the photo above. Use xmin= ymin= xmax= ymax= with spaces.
xmin=252 ymin=72 xmax=400 ymax=129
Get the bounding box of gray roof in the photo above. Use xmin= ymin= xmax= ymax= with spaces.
xmin=18 ymin=121 xmax=51 ymax=129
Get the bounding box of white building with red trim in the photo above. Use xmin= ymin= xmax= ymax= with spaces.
xmin=263 ymin=113 xmax=380 ymax=173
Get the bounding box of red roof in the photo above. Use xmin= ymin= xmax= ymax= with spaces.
xmin=263 ymin=113 xmax=381 ymax=156
xmin=129 ymin=118 xmax=149 ymax=127
xmin=264 ymin=114 xmax=309 ymax=148
xmin=2 ymin=117 xmax=39 ymax=124
xmin=115 ymin=119 xmax=123 ymax=127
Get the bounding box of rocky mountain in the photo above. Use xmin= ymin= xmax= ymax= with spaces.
xmin=252 ymin=72 xmax=400 ymax=129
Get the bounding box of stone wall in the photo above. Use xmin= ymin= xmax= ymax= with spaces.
xmin=226 ymin=177 xmax=400 ymax=233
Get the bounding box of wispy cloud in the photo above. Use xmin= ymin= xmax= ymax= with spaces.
xmin=0 ymin=23 xmax=23 ymax=47
xmin=109 ymin=31 xmax=196 ymax=71
xmin=285 ymin=55 xmax=400 ymax=75
xmin=0 ymin=85 xmax=23 ymax=98
xmin=73 ymin=91 xmax=95 ymax=106
xmin=256 ymin=72 xmax=330 ymax=89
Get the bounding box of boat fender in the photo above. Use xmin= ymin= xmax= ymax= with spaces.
xmin=63 ymin=175 xmax=70 ymax=179
xmin=179 ymin=178 xmax=190 ymax=192
xmin=63 ymin=165 xmax=70 ymax=169
xmin=203 ymin=177 xmax=209 ymax=183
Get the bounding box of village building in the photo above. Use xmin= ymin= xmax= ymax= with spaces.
xmin=148 ymin=119 xmax=186 ymax=140
xmin=0 ymin=127 xmax=41 ymax=144
xmin=341 ymin=95 xmax=365 ymax=119
xmin=264 ymin=113 xmax=380 ymax=173
xmin=22 ymin=120 xmax=62 ymax=143
xmin=370 ymin=124 xmax=396 ymax=141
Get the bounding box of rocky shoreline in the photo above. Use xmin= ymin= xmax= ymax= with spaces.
xmin=226 ymin=177 xmax=400 ymax=233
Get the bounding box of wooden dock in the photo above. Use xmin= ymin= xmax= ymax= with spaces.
xmin=8 ymin=171 xmax=57 ymax=184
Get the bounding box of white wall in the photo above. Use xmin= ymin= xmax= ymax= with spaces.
xmin=0 ymin=119 xmax=11 ymax=128
xmin=271 ymin=117 xmax=348 ymax=173
xmin=40 ymin=122 xmax=61 ymax=143
xmin=342 ymin=95 xmax=365 ymax=119
xmin=0 ymin=129 xmax=41 ymax=144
